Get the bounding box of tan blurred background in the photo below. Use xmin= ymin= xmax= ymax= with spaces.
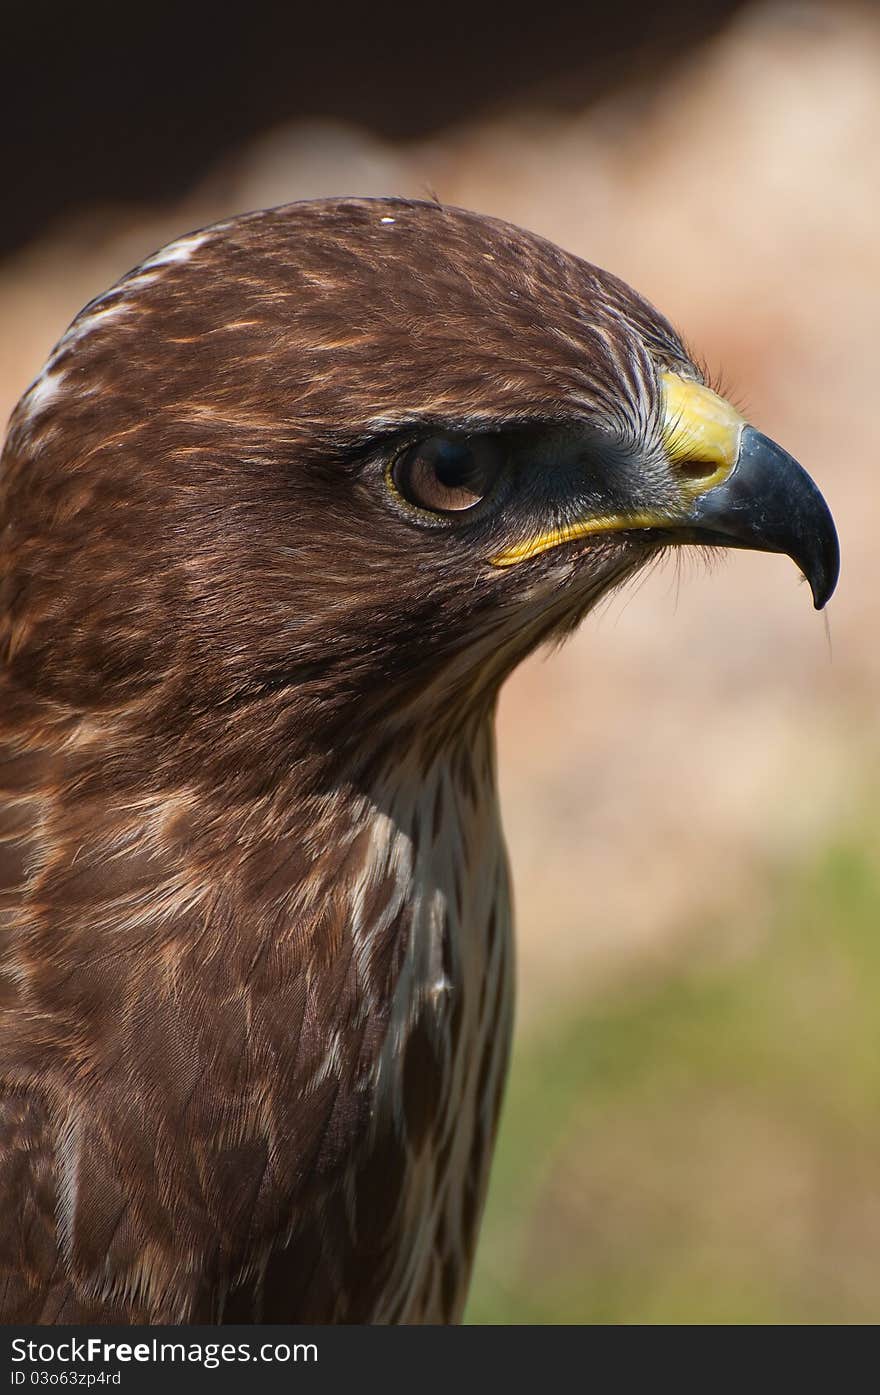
xmin=3 ymin=0 xmax=879 ymax=1324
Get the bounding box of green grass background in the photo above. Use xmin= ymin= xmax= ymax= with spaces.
xmin=466 ymin=826 xmax=880 ymax=1324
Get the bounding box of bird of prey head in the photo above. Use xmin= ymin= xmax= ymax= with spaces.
xmin=0 ymin=199 xmax=838 ymax=1324
xmin=2 ymin=198 xmax=837 ymax=765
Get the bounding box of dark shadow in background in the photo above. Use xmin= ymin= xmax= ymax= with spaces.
xmin=3 ymin=1 xmax=747 ymax=260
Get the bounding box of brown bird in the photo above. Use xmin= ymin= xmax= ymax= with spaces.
xmin=0 ymin=199 xmax=838 ymax=1324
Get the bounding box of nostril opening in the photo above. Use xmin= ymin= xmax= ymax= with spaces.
xmin=677 ymin=458 xmax=719 ymax=481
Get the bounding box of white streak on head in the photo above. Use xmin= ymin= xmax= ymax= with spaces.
xmin=16 ymin=301 xmax=135 ymax=436
xmin=117 ymin=271 xmax=161 ymax=295
xmin=18 ymin=369 xmax=66 ymax=425
xmin=13 ymin=223 xmax=227 ymax=453
xmin=139 ymin=229 xmax=213 ymax=270
xmin=55 ymin=302 xmax=130 ymax=357
xmin=379 ymin=216 xmax=396 ymax=225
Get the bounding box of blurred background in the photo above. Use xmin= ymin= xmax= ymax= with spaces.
xmin=3 ymin=0 xmax=879 ymax=1324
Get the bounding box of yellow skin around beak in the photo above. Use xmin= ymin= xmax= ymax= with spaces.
xmin=491 ymin=372 xmax=745 ymax=567
xmin=660 ymin=372 xmax=745 ymax=495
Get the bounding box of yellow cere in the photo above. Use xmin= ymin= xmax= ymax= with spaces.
xmin=491 ymin=372 xmax=746 ymax=568
xmin=660 ymin=370 xmax=745 ymax=496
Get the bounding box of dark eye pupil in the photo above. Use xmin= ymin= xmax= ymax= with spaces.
xmin=393 ymin=434 xmax=504 ymax=515
xmin=434 ymin=444 xmax=474 ymax=489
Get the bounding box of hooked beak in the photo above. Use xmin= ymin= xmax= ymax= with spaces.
xmin=660 ymin=372 xmax=839 ymax=610
xmin=491 ymin=371 xmax=840 ymax=610
xmin=682 ymin=424 xmax=840 ymax=609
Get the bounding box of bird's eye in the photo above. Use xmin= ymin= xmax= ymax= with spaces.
xmin=391 ymin=435 xmax=505 ymax=516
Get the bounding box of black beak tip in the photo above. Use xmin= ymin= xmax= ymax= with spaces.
xmin=774 ymin=447 xmax=840 ymax=611
xmin=808 ymin=523 xmax=840 ymax=610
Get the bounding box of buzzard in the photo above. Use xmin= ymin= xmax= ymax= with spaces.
xmin=0 ymin=199 xmax=838 ymax=1323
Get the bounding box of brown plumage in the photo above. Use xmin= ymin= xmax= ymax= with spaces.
xmin=0 ymin=198 xmax=837 ymax=1323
